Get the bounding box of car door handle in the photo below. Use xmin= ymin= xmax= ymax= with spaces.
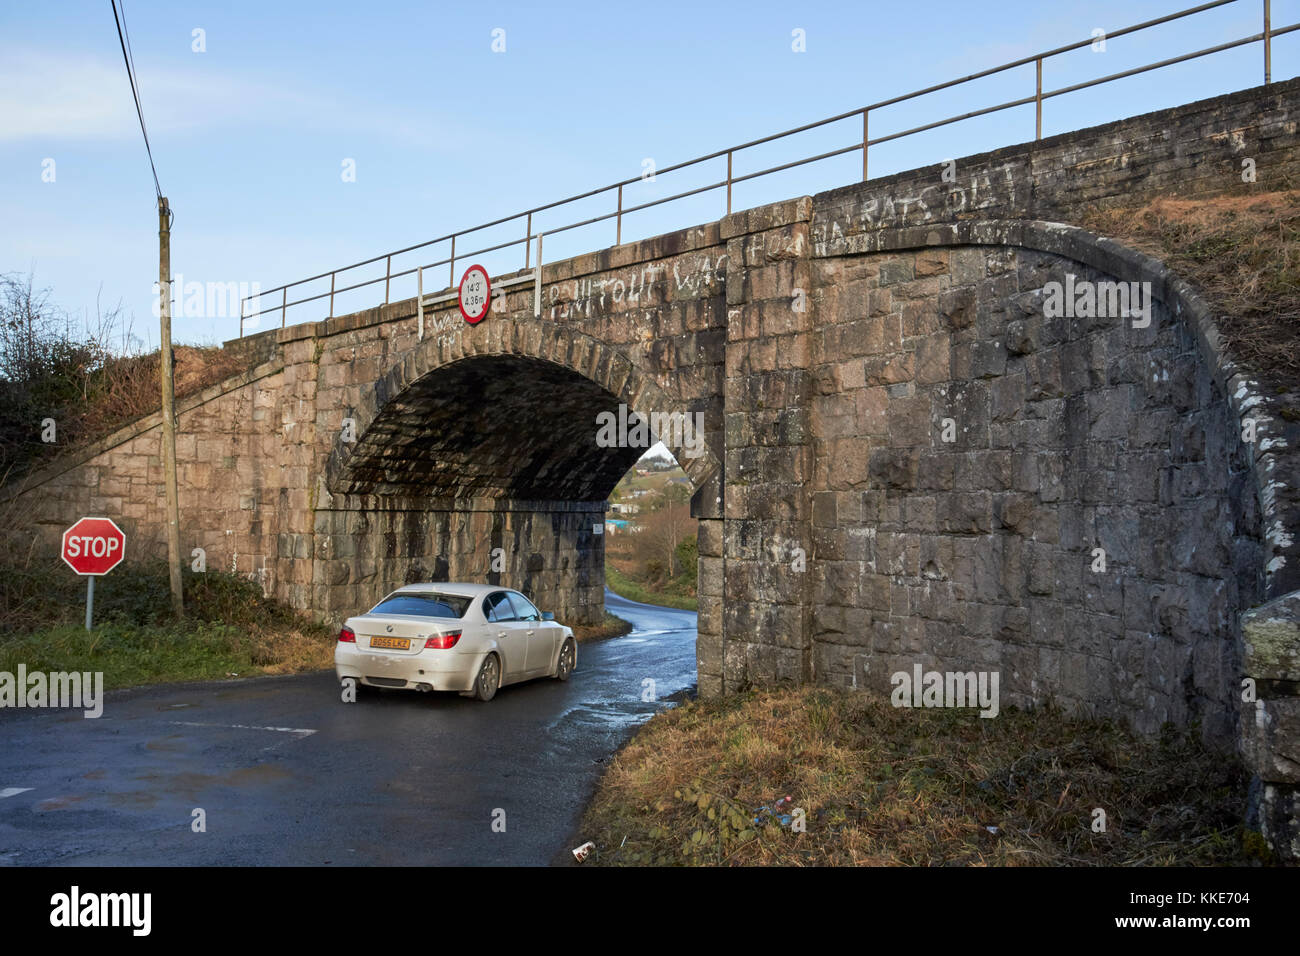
xmin=497 ymin=631 xmax=507 ymax=639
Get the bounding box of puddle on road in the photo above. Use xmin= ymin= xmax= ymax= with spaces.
xmin=547 ymin=700 xmax=667 ymax=740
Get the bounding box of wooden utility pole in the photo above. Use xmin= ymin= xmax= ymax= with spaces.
xmin=158 ymin=197 xmax=184 ymax=618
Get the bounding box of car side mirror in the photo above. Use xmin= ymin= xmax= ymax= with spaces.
xmin=542 ymin=611 xmax=555 ymax=621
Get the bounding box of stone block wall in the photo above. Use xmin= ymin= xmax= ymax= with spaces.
xmin=1240 ymin=591 xmax=1300 ymax=860
xmin=717 ymin=198 xmax=817 ymax=693
xmin=9 ymin=362 xmax=290 ymax=597
xmin=815 ymin=78 xmax=1300 ymax=247
xmin=311 ymin=498 xmax=605 ymax=626
xmin=807 ymin=238 xmax=1262 ymax=742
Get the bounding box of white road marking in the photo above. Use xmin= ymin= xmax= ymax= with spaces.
xmin=168 ymin=721 xmax=316 ymax=741
xmin=0 ymin=788 xmax=33 ymax=799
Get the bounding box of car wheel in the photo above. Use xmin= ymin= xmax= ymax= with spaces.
xmin=472 ymin=654 xmax=500 ymax=701
xmin=555 ymin=638 xmax=576 ymax=681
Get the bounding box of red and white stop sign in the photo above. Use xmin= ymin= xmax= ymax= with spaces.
xmin=62 ymin=517 xmax=126 ymax=576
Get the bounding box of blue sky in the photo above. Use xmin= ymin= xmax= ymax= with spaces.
xmin=2 ymin=0 xmax=1294 ymax=348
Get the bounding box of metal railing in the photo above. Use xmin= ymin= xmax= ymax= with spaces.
xmin=240 ymin=0 xmax=1295 ymax=335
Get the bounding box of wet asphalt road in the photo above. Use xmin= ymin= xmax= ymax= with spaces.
xmin=0 ymin=590 xmax=696 ymax=866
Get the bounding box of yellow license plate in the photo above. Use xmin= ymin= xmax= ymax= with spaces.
xmin=370 ymin=636 xmax=410 ymax=650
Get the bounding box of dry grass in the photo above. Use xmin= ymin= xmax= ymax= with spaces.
xmin=578 ymin=686 xmax=1271 ymax=866
xmin=1083 ymin=190 xmax=1300 ymax=391
xmin=0 ymin=345 xmax=248 ymax=484
xmin=66 ymin=345 xmax=246 ymax=449
xmin=569 ymin=612 xmax=633 ymax=643
xmin=247 ymin=626 xmax=336 ymax=674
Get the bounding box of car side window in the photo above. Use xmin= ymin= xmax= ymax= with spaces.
xmin=485 ymin=592 xmax=516 ymax=623
xmin=506 ymin=592 xmax=541 ymax=622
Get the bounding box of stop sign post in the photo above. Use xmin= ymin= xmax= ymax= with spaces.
xmin=62 ymin=517 xmax=126 ymax=630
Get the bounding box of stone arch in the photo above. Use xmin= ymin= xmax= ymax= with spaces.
xmin=324 ymin=315 xmax=721 ymax=503
xmin=809 ymin=217 xmax=1281 ymax=743
xmin=852 ymin=217 xmax=1288 ymax=599
xmin=310 ymin=314 xmax=723 ymax=631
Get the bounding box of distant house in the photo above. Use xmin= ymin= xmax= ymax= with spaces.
xmin=611 ymin=502 xmax=639 ymax=515
xmin=605 ymin=518 xmax=631 ymax=534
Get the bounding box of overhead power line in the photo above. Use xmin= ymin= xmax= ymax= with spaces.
xmin=107 ymin=1 xmax=180 ymax=614
xmin=109 ymin=0 xmax=162 ymax=198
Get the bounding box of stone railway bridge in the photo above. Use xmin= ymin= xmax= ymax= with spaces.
xmin=11 ymin=81 xmax=1300 ymax=851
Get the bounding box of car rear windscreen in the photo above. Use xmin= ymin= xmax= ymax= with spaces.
xmin=370 ymin=593 xmax=472 ymax=618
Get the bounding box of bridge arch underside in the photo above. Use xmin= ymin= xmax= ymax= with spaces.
xmin=335 ymin=355 xmax=644 ymax=501
xmin=314 ymin=353 xmax=683 ymax=628
xmin=803 ymin=223 xmax=1266 ymax=744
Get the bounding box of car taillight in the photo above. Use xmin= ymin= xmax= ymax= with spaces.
xmin=425 ymin=631 xmax=461 ymax=649
xmin=338 ymin=626 xmax=356 ymax=643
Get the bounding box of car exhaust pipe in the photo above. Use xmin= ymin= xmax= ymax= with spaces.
xmin=415 ymin=682 xmax=433 ymax=693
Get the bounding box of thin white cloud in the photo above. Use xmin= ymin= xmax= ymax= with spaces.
xmin=0 ymin=55 xmax=131 ymax=140
xmin=0 ymin=52 xmax=453 ymax=149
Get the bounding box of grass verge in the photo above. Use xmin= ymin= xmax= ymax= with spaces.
xmin=0 ymin=559 xmax=334 ymax=689
xmin=0 ymin=621 xmax=330 ymax=689
xmin=577 ymin=686 xmax=1274 ymax=866
xmin=605 ymin=565 xmax=698 ymax=612
xmin=569 ymin=612 xmax=634 ymax=642
xmin=1083 ymin=190 xmax=1300 ymax=392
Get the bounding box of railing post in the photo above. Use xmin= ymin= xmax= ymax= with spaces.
xmin=616 ymin=184 xmax=623 ymax=246
xmin=449 ymin=235 xmax=456 ymax=289
xmin=534 ymin=234 xmax=543 ymax=319
xmin=726 ymin=151 xmax=733 ymax=215
xmin=525 ymin=212 xmax=532 ymax=269
xmin=862 ymin=109 xmax=869 ymax=181
xmin=1035 ymin=56 xmax=1043 ymax=140
xmin=1265 ymin=0 xmax=1272 ymax=84
xmin=239 ymin=300 xmax=244 ymax=339
xmin=384 ymin=255 xmax=391 ymax=305
xmin=328 ymin=273 xmax=335 ymax=318
xmin=417 ymin=265 xmax=424 ymax=341
xmin=281 ymin=286 xmax=286 ymax=328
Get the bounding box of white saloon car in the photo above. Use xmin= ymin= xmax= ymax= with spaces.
xmin=335 ymin=583 xmax=576 ymax=702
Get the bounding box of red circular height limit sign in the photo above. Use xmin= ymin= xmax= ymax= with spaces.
xmin=458 ymin=264 xmax=491 ymax=324
xmin=61 ymin=516 xmax=126 ymax=576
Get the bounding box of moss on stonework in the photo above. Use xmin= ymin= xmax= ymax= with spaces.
xmin=1242 ymin=594 xmax=1300 ymax=676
